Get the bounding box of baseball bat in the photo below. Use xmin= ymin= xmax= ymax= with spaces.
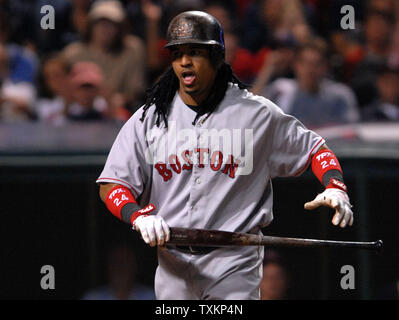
xmin=167 ymin=227 xmax=383 ymax=252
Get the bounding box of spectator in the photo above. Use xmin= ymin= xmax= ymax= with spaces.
xmin=67 ymin=61 xmax=108 ymax=121
xmin=387 ymin=23 xmax=399 ymax=69
xmin=349 ymin=9 xmax=396 ymax=107
xmin=263 ymin=40 xmax=360 ymax=129
xmin=204 ymin=1 xmax=233 ymax=33
xmin=0 ymin=14 xmax=39 ymax=84
xmin=0 ymin=10 xmax=39 ymax=123
xmin=204 ymin=2 xmax=254 ymax=83
xmin=68 ymin=0 xmax=92 ymax=41
xmin=82 ymin=244 xmax=156 ymax=300
xmin=223 ymin=30 xmax=254 ymax=84
xmin=0 ymin=11 xmax=39 ymax=85
xmin=362 ymin=65 xmax=399 ymax=121
xmin=260 ymin=250 xmax=289 ymax=300
xmin=38 ymin=60 xmax=108 ymax=123
xmin=61 ymin=0 xmax=147 ymax=115
xmin=324 ymin=0 xmax=365 ymax=59
xmin=124 ymin=0 xmax=148 ymax=41
xmin=36 ymin=55 xmax=72 ymax=125
xmin=140 ymin=0 xmax=171 ymax=84
xmin=367 ymin=0 xmax=399 ymax=18
xmin=250 ymin=38 xmax=296 ymax=94
xmin=240 ymin=0 xmax=312 ymax=53
xmin=0 ymin=43 xmax=36 ymax=122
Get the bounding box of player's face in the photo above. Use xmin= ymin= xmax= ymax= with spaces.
xmin=171 ymin=44 xmax=218 ymax=105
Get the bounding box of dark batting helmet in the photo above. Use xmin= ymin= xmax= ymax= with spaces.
xmin=164 ymin=11 xmax=225 ymax=53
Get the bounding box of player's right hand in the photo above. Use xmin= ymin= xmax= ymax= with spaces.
xmin=133 ymin=215 xmax=170 ymax=247
xmin=304 ymin=188 xmax=354 ymax=228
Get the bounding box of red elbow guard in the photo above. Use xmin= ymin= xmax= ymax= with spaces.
xmin=312 ymin=149 xmax=342 ymax=179
xmin=311 ymin=148 xmax=347 ymax=192
xmin=105 ymin=185 xmax=137 ymax=220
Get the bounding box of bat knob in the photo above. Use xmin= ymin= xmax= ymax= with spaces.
xmin=375 ymin=240 xmax=384 ymax=253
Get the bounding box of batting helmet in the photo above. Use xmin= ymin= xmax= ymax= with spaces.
xmin=164 ymin=11 xmax=225 ymax=52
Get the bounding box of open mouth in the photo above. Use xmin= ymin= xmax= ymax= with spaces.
xmin=181 ymin=70 xmax=196 ymax=86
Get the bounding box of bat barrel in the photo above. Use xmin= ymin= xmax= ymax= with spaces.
xmin=259 ymin=236 xmax=383 ymax=251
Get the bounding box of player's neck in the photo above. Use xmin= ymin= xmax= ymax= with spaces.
xmin=178 ymin=87 xmax=209 ymax=107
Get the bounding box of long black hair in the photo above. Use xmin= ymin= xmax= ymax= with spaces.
xmin=140 ymin=49 xmax=248 ymax=128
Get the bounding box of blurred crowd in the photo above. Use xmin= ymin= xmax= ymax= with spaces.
xmin=1 ymin=0 xmax=399 ymax=128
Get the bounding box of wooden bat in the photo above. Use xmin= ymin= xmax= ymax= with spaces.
xmin=167 ymin=227 xmax=383 ymax=252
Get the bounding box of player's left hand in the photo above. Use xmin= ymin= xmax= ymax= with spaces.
xmin=304 ymin=188 xmax=354 ymax=228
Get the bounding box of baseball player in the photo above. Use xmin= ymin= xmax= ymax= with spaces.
xmin=97 ymin=11 xmax=353 ymax=300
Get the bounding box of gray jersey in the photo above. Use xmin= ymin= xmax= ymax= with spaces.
xmin=97 ymin=83 xmax=324 ymax=234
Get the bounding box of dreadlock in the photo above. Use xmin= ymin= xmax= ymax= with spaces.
xmin=140 ymin=51 xmax=248 ymax=128
xmin=140 ymin=66 xmax=179 ymax=127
